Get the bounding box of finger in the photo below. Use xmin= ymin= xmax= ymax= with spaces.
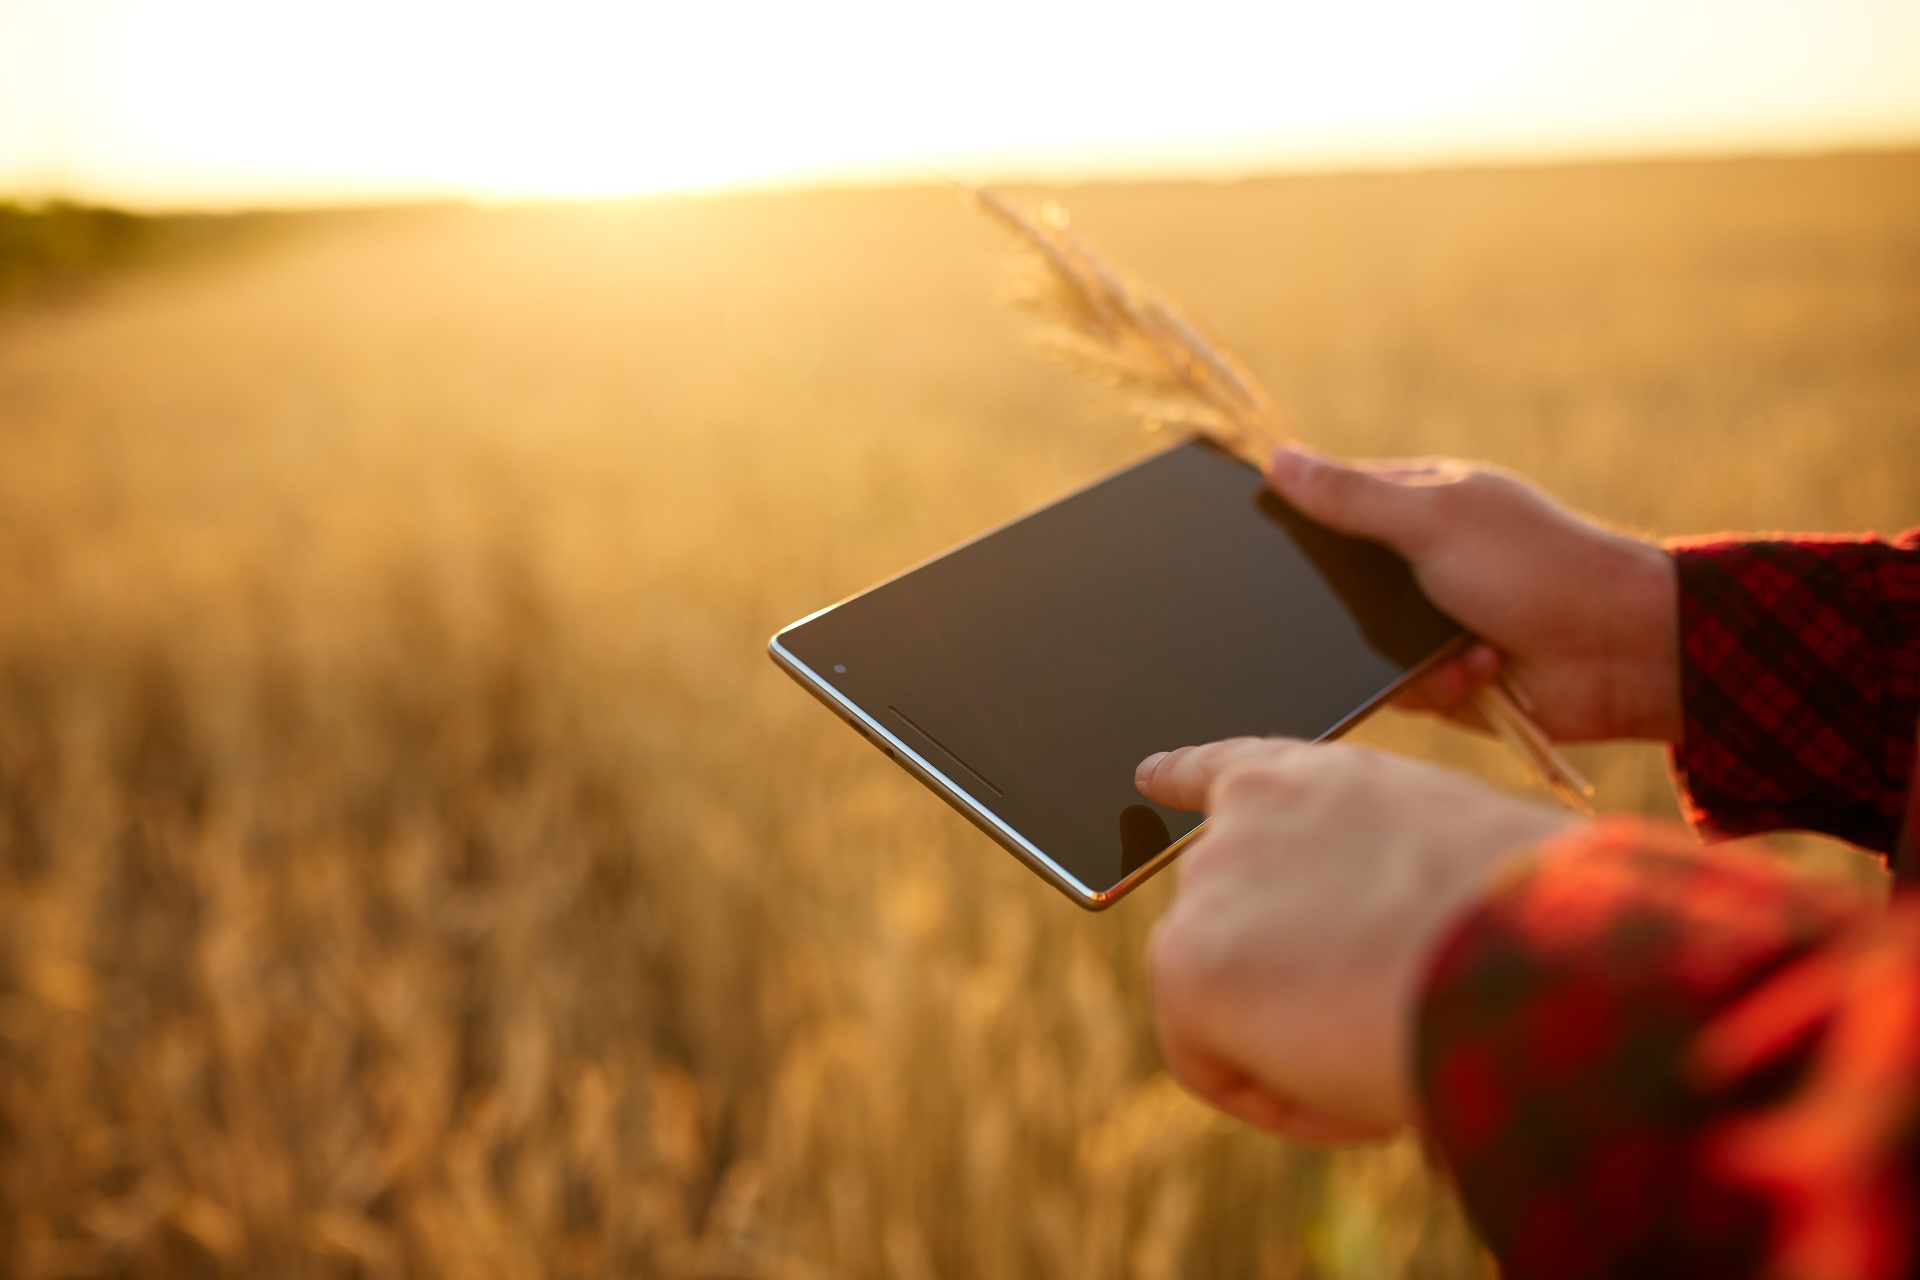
xmin=1266 ymin=446 xmax=1451 ymax=554
xmin=1355 ymin=460 xmax=1450 ymax=482
xmin=1398 ymin=643 xmax=1502 ymax=710
xmin=1462 ymin=641 xmax=1503 ymax=686
xmin=1264 ymin=1113 xmax=1401 ymax=1146
xmin=1153 ymin=1004 xmax=1302 ymax=1133
xmin=1395 ymin=657 xmax=1472 ymax=713
xmin=1431 ymin=701 xmax=1496 ymax=736
xmin=1158 ymin=1037 xmax=1394 ymax=1144
xmin=1136 ymin=737 xmax=1300 ymax=813
xmin=1202 ymin=1073 xmax=1299 ymax=1134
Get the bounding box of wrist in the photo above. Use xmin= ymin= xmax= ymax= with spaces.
xmin=1606 ymin=538 xmax=1683 ymax=742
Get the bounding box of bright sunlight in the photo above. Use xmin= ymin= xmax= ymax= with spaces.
xmin=3 ymin=0 xmax=1919 ymax=205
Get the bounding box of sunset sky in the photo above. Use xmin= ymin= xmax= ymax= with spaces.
xmin=3 ymin=0 xmax=1918 ymax=208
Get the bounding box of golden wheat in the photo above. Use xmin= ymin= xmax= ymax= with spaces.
xmin=0 ymin=153 xmax=1913 ymax=1279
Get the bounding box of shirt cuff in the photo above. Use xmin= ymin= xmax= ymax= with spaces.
xmin=1413 ymin=818 xmax=1864 ymax=1278
xmin=1666 ymin=535 xmax=1892 ymax=853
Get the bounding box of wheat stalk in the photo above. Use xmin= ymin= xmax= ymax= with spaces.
xmin=967 ymin=186 xmax=1285 ymax=466
xmin=969 ymin=186 xmax=1595 ymax=814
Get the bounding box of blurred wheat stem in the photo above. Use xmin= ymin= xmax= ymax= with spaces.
xmin=1475 ymin=684 xmax=1596 ymax=815
xmin=970 ymin=185 xmax=1597 ymax=814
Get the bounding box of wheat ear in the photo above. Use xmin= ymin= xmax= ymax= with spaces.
xmin=969 ymin=185 xmax=1596 ymax=813
xmin=967 ymin=186 xmax=1285 ymax=466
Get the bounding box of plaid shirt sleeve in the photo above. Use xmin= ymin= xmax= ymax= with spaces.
xmin=1415 ymin=822 xmax=1919 ymax=1280
xmin=1668 ymin=529 xmax=1920 ymax=860
xmin=1412 ymin=529 xmax=1920 ymax=1278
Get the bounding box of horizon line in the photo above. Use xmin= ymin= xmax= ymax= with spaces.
xmin=9 ymin=132 xmax=1919 ymax=217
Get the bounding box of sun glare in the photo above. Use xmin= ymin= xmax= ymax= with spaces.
xmin=1 ymin=0 xmax=1917 ymax=206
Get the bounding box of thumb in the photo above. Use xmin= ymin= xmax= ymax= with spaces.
xmin=1267 ymin=446 xmax=1439 ymax=555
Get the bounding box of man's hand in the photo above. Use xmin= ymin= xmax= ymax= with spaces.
xmin=1268 ymin=447 xmax=1682 ymax=744
xmin=1138 ymin=738 xmax=1577 ymax=1141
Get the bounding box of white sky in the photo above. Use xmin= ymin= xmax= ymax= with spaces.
xmin=2 ymin=0 xmax=1918 ymax=208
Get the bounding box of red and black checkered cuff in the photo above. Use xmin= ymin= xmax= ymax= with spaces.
xmin=1666 ymin=534 xmax=1912 ymax=857
xmin=1413 ymin=820 xmax=1865 ymax=1278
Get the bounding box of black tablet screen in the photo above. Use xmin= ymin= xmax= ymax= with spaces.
xmin=776 ymin=438 xmax=1462 ymax=899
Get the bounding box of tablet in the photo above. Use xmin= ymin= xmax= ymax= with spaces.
xmin=769 ymin=437 xmax=1463 ymax=909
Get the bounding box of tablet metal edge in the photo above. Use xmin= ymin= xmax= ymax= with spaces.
xmin=768 ymin=633 xmax=1201 ymax=910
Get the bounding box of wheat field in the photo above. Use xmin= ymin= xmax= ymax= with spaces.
xmin=0 ymin=152 xmax=1916 ymax=1279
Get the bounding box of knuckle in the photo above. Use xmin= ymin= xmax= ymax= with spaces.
xmin=1210 ymin=760 xmax=1294 ymax=810
xmin=1306 ymin=743 xmax=1388 ymax=796
xmin=1426 ymin=468 xmax=1476 ymax=512
xmin=1457 ymin=466 xmax=1525 ymax=511
xmin=1322 ymin=741 xmax=1382 ymax=770
xmin=1311 ymin=461 xmax=1364 ymax=507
